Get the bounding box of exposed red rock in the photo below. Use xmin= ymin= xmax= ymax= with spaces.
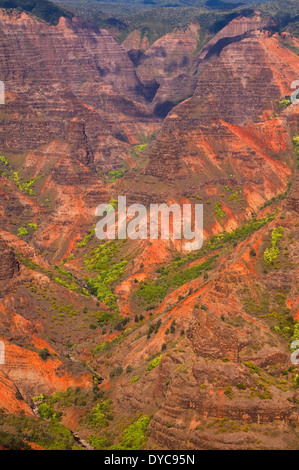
xmin=0 ymin=5 xmax=299 ymax=450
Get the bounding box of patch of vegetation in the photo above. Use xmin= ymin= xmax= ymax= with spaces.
xmin=17 ymin=252 xmax=90 ymax=297
xmin=0 ymin=409 xmax=76 ymax=450
xmin=138 ymin=256 xmax=215 ymax=304
xmin=110 ymin=415 xmax=150 ymax=450
xmin=134 ymin=144 xmax=148 ymax=153
xmin=244 ymin=362 xmax=261 ymax=376
xmin=27 ymin=222 xmax=38 ymax=231
xmin=17 ymin=226 xmax=29 ymax=237
xmin=263 ymin=226 xmax=284 ymax=265
xmin=106 ymin=168 xmax=128 ymax=183
xmin=214 ymin=201 xmax=226 ymax=219
xmin=109 ymin=199 xmax=118 ymax=209
xmin=260 ymin=182 xmax=291 ymax=209
xmin=87 ymin=435 xmax=111 ymax=450
xmin=137 ymin=214 xmax=276 ymax=306
xmin=0 ymin=0 xmax=73 ymax=25
xmin=278 ymin=98 xmax=291 ymax=109
xmin=76 ymin=228 xmax=95 ymax=248
xmin=0 ymin=155 xmax=9 ymax=166
xmin=38 ymin=348 xmax=50 ymax=361
xmin=282 ymin=41 xmax=299 ymax=55
xmin=86 ymin=400 xmax=113 ymax=428
xmin=109 ymin=366 xmax=123 ymax=379
xmin=147 ymin=354 xmax=162 ymax=371
xmin=84 ymin=241 xmax=127 ymax=309
xmin=11 ymin=170 xmax=45 ymax=196
xmin=147 ymin=319 xmax=162 ymax=339
xmin=0 ymin=155 xmax=45 ymax=196
xmin=237 ymin=383 xmax=247 ymax=390
xmin=131 ymin=375 xmax=139 ymax=384
xmin=17 ymin=222 xmax=38 ymax=237
xmin=0 ymin=430 xmax=31 ymax=450
xmin=293 ymin=135 xmax=299 ymax=168
xmin=258 ymin=1 xmax=299 ymax=38
xmin=45 ymin=388 xmax=89 ymax=408
xmin=224 ymin=386 xmax=233 ymax=399
xmin=244 ymin=288 xmax=297 ymax=347
xmin=38 ymin=403 xmax=62 ymax=421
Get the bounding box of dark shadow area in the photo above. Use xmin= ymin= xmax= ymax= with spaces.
xmin=205 ymin=32 xmax=251 ymax=60
xmin=137 ymin=80 xmax=160 ymax=102
xmin=154 ymin=100 xmax=176 ymax=118
xmin=128 ymin=49 xmax=144 ymax=67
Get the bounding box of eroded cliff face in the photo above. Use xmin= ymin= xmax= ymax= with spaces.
xmin=131 ymin=23 xmax=201 ymax=116
xmin=0 ymin=239 xmax=18 ymax=283
xmin=193 ymin=31 xmax=299 ymax=125
xmin=0 ymin=9 xmax=158 ymax=262
xmin=106 ymin=152 xmax=299 ymax=450
xmin=129 ymin=31 xmax=299 ymax=239
xmin=124 ymin=15 xmax=270 ymax=117
xmin=0 ymin=8 xmax=299 ymax=450
xmin=0 ymin=229 xmax=102 ymax=415
xmin=0 ymin=10 xmax=160 ymax=171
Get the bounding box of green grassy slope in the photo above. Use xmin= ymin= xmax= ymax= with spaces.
xmin=0 ymin=0 xmax=72 ymax=24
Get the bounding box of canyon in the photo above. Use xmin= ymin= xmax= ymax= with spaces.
xmin=0 ymin=0 xmax=298 ymax=450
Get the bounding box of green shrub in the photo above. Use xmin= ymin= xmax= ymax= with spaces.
xmin=87 ymin=435 xmax=110 ymax=450
xmin=15 ymin=390 xmax=23 ymax=400
xmin=278 ymin=99 xmax=291 ymax=109
xmin=263 ymin=245 xmax=280 ymax=264
xmin=0 ymin=410 xmax=76 ymax=450
xmin=237 ymin=383 xmax=247 ymax=390
xmin=134 ymin=144 xmax=148 ymax=153
xmin=147 ymin=355 xmax=162 ymax=371
xmin=38 ymin=403 xmax=61 ymax=421
xmin=84 ymin=241 xmax=127 ymax=309
xmin=293 ymin=135 xmax=299 ymax=156
xmin=92 ymin=342 xmax=108 ymax=355
xmin=28 ymin=223 xmax=38 ymax=231
xmin=214 ymin=201 xmax=226 ymax=219
xmin=97 ymin=312 xmax=113 ymax=325
xmin=17 ymin=227 xmax=29 ymax=237
xmin=131 ymin=375 xmax=139 ymax=384
xmin=38 ymin=348 xmax=49 ymax=361
xmin=0 ymin=155 xmax=9 ymax=166
xmin=87 ymin=400 xmax=113 ymax=428
xmin=106 ymin=169 xmax=128 ymax=182
xmin=112 ymin=416 xmax=150 ymax=450
xmin=224 ymin=386 xmax=233 ymax=399
xmin=263 ymin=227 xmax=284 ymax=265
xmin=0 ymin=0 xmax=73 ymax=25
xmin=0 ymin=430 xmax=30 ymax=450
xmin=76 ymin=229 xmax=95 ymax=248
xmin=109 ymin=366 xmax=123 ymax=379
xmin=244 ymin=361 xmax=261 ymax=376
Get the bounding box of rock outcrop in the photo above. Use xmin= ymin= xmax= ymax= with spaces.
xmin=0 ymin=238 xmax=18 ymax=282
xmin=66 ymin=118 xmax=94 ymax=167
xmin=0 ymin=10 xmax=159 ymax=170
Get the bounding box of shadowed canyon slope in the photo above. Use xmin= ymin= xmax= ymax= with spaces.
xmin=0 ymin=2 xmax=299 ymax=450
xmin=124 ymin=14 xmax=270 ymax=116
xmin=122 ymin=29 xmax=299 ymax=238
xmin=0 ymin=10 xmax=160 ymax=168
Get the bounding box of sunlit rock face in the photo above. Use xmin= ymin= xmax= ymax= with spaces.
xmin=0 ymin=5 xmax=299 ymax=450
